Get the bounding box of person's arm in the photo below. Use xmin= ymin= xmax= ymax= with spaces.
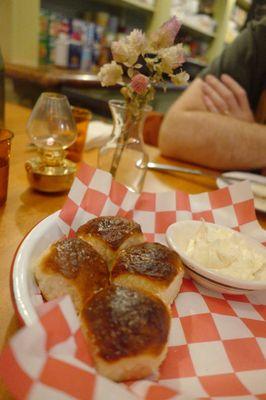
xmin=159 ymin=78 xmax=266 ymax=170
xmin=159 ymin=18 xmax=266 ymax=170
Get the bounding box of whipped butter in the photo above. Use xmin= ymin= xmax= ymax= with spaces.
xmin=186 ymin=223 xmax=266 ymax=281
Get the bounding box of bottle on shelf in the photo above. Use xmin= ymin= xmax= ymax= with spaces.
xmin=80 ymin=43 xmax=93 ymax=71
xmin=38 ymin=9 xmax=119 ymax=71
xmin=68 ymin=38 xmax=82 ymax=69
xmin=55 ymin=33 xmax=69 ymax=68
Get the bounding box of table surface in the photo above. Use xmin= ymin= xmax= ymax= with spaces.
xmin=1 ymin=102 xmax=265 ymax=399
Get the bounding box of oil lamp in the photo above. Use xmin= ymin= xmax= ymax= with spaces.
xmin=25 ymin=92 xmax=77 ymax=192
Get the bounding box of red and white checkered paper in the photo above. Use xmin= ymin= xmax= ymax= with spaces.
xmin=1 ymin=163 xmax=266 ymax=400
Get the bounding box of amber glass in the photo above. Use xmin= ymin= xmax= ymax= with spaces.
xmin=0 ymin=129 xmax=14 ymax=206
xmin=67 ymin=107 xmax=91 ymax=162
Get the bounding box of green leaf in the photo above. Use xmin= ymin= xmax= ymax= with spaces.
xmin=127 ymin=68 xmax=134 ymax=78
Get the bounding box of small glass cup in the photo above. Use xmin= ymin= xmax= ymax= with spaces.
xmin=67 ymin=106 xmax=91 ymax=163
xmin=0 ymin=129 xmax=14 ymax=206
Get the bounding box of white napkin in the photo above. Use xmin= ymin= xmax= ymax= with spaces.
xmin=85 ymin=120 xmax=113 ymax=150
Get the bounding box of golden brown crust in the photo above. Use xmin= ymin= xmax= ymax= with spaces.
xmin=82 ymin=286 xmax=170 ymax=361
xmin=112 ymin=242 xmax=183 ymax=284
xmin=41 ymin=238 xmax=109 ymax=301
xmin=77 ymin=216 xmax=142 ymax=250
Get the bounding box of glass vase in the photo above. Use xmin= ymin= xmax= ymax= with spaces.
xmin=98 ymin=100 xmax=150 ymax=193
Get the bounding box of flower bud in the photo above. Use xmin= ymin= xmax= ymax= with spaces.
xmin=131 ymin=74 xmax=149 ymax=95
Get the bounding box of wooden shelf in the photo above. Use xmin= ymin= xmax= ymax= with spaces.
xmin=0 ymin=0 xmax=237 ymax=70
xmin=5 ymin=63 xmax=101 ymax=88
xmin=182 ymin=20 xmax=215 ymax=40
xmin=90 ymin=0 xmax=154 ymax=12
xmin=186 ymin=57 xmax=208 ymax=68
xmin=122 ymin=0 xmax=154 ymax=12
xmin=236 ymin=0 xmax=251 ymax=11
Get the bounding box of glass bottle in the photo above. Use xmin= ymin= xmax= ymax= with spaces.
xmin=98 ymin=99 xmax=150 ymax=193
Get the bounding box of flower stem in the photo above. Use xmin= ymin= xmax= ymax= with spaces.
xmin=109 ymin=106 xmax=134 ymax=177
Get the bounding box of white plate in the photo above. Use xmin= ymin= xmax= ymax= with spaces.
xmin=11 ymin=213 xmax=266 ymax=324
xmin=11 ymin=211 xmax=61 ymax=326
xmin=166 ymin=220 xmax=266 ymax=294
xmin=216 ymin=171 xmax=266 ymax=213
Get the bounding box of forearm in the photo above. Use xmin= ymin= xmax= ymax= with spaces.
xmin=159 ymin=111 xmax=266 ymax=170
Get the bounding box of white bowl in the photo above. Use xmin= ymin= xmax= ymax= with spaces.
xmin=166 ymin=221 xmax=266 ymax=295
xmin=11 ymin=211 xmax=61 ymax=326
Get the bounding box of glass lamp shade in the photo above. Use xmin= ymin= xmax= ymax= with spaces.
xmin=25 ymin=93 xmax=78 ymax=192
xmin=27 ymin=92 xmax=77 ymax=151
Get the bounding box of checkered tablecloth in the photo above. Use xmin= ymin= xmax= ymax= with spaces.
xmin=58 ymin=164 xmax=266 ymax=245
xmin=1 ymin=163 xmax=265 ymax=399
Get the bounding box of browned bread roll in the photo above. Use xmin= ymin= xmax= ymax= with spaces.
xmin=35 ymin=238 xmax=109 ymax=314
xmin=111 ymin=242 xmax=184 ymax=305
xmin=77 ymin=216 xmax=145 ymax=270
xmin=81 ymin=285 xmax=170 ymax=381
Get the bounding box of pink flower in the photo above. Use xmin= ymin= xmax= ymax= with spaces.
xmin=131 ymin=74 xmax=149 ymax=95
xmin=151 ymin=16 xmax=181 ymax=49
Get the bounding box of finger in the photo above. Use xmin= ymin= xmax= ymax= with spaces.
xmin=221 ymin=74 xmax=251 ymax=110
xmin=202 ymin=81 xmax=229 ymax=113
xmin=205 ymin=74 xmax=238 ymax=112
xmin=203 ymin=94 xmax=219 ymax=113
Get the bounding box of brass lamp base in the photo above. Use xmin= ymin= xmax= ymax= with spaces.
xmin=25 ymin=157 xmax=77 ymax=193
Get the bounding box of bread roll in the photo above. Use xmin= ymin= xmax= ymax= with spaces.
xmin=81 ymin=285 xmax=170 ymax=381
xmin=77 ymin=216 xmax=145 ymax=270
xmin=111 ymin=242 xmax=184 ymax=305
xmin=35 ymin=238 xmax=109 ymax=314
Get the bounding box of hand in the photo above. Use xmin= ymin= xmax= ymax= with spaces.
xmin=202 ymin=74 xmax=255 ymax=123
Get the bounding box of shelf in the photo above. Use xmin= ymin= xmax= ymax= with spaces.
xmin=122 ymin=0 xmax=154 ymax=12
xmin=5 ymin=63 xmax=101 ymax=88
xmin=186 ymin=57 xmax=208 ymax=68
xmin=89 ymin=0 xmax=154 ymax=12
xmin=181 ymin=20 xmax=215 ymax=40
xmin=236 ymin=0 xmax=251 ymax=11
